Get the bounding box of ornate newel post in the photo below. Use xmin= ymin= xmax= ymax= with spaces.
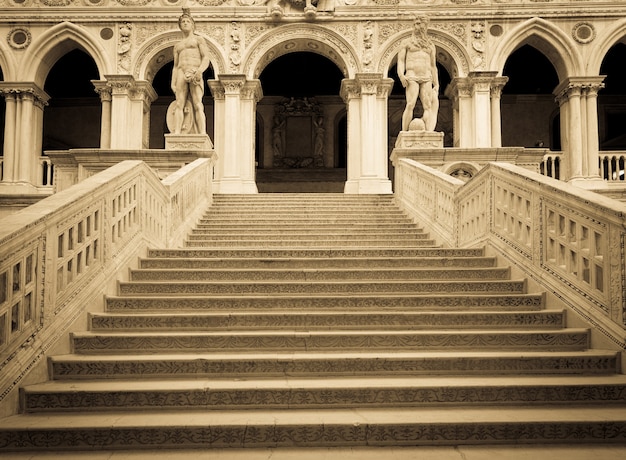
xmin=340 ymin=73 xmax=393 ymax=194
xmin=105 ymin=75 xmax=154 ymax=150
xmin=209 ymin=75 xmax=260 ymax=194
xmin=0 ymin=82 xmax=49 ymax=191
xmin=554 ymin=76 xmax=605 ymax=184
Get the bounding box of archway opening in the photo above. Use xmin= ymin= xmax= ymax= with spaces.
xmin=43 ymin=49 xmax=101 ymax=152
xmin=256 ymin=51 xmax=346 ymax=192
xmin=501 ymin=44 xmax=560 ymax=149
xmin=0 ymin=66 xmax=4 ymax=166
xmin=149 ymin=60 xmax=215 ymax=149
xmin=599 ymin=42 xmax=626 ymax=151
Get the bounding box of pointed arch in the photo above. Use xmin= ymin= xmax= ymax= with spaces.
xmin=377 ymin=28 xmax=471 ymax=79
xmin=489 ymin=17 xmax=583 ymax=80
xmin=0 ymin=38 xmax=18 ymax=81
xmin=133 ymin=30 xmax=225 ymax=83
xmin=243 ymin=24 xmax=359 ymax=80
xmin=588 ymin=18 xmax=626 ymax=75
xmin=19 ymin=22 xmax=112 ymax=87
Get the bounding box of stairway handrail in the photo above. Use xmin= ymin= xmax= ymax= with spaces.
xmin=394 ymin=157 xmax=626 ymax=352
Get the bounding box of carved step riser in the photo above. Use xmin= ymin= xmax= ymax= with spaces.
xmin=49 ymin=354 xmax=620 ymax=380
xmin=105 ymin=294 xmax=545 ymax=312
xmin=147 ymin=248 xmax=485 ymax=258
xmin=3 ymin=420 xmax=626 ymax=451
xmin=128 ymin=268 xmax=511 ymax=283
xmin=117 ymin=280 xmax=526 ymax=296
xmin=186 ymin=233 xmax=431 ymax=241
xmin=138 ymin=257 xmax=497 ymax=270
xmin=89 ymin=311 xmax=564 ymax=332
xmin=70 ymin=331 xmax=589 ymax=354
xmin=183 ymin=240 xmax=438 ymax=248
xmin=22 ymin=384 xmax=626 ymax=413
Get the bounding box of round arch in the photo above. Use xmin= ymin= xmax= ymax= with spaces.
xmin=133 ymin=30 xmax=225 ymax=83
xmin=19 ymin=22 xmax=112 ymax=87
xmin=587 ymin=18 xmax=626 ymax=75
xmin=489 ymin=17 xmax=583 ymax=80
xmin=377 ymin=28 xmax=471 ymax=80
xmin=242 ymin=24 xmax=359 ymax=80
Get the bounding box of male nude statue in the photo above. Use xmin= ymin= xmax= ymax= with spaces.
xmin=397 ymin=15 xmax=439 ymax=132
xmin=171 ymin=9 xmax=210 ymax=134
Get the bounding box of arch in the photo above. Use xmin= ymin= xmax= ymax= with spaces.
xmin=0 ymin=37 xmax=18 ymax=81
xmin=243 ymin=24 xmax=359 ymax=80
xmin=588 ymin=18 xmax=626 ymax=75
xmin=489 ymin=17 xmax=583 ymax=80
xmin=19 ymin=22 xmax=112 ymax=87
xmin=377 ymin=28 xmax=471 ymax=79
xmin=133 ymin=30 xmax=225 ymax=83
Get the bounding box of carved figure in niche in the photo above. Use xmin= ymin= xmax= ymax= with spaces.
xmin=397 ymin=15 xmax=439 ymax=132
xmin=170 ymin=8 xmax=210 ymax=134
xmin=313 ymin=116 xmax=325 ymax=158
xmin=272 ymin=115 xmax=285 ymax=158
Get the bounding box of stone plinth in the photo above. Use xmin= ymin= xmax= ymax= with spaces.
xmin=165 ymin=134 xmax=213 ymax=151
xmin=395 ymin=131 xmax=444 ymax=149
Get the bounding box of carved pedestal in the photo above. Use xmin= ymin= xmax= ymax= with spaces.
xmin=165 ymin=134 xmax=213 ymax=151
xmin=395 ymin=131 xmax=444 ymax=149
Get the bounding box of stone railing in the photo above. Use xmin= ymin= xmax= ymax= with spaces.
xmin=599 ymin=152 xmax=626 ymax=181
xmin=0 ymin=157 xmax=215 ymax=417
xmin=394 ymin=157 xmax=626 ymax=354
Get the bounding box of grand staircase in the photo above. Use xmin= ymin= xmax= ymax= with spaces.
xmin=1 ymin=193 xmax=625 ymax=452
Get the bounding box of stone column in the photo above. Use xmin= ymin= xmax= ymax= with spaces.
xmin=490 ymin=76 xmax=509 ymax=148
xmin=447 ymin=77 xmax=472 ymax=148
xmin=0 ymin=82 xmax=49 ymax=191
xmin=209 ymin=75 xmax=259 ymax=194
xmin=469 ymin=72 xmax=497 ymax=148
xmin=340 ymin=74 xmax=393 ymax=194
xmin=582 ymin=78 xmax=605 ymax=180
xmin=105 ymin=75 xmax=150 ymax=150
xmin=92 ymin=81 xmax=112 ymax=149
xmin=555 ymin=78 xmax=584 ymax=181
xmin=130 ymin=80 xmax=157 ymax=149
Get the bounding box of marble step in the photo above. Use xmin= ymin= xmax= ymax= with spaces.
xmin=117 ymin=279 xmax=527 ymax=296
xmin=48 ymin=350 xmax=621 ymax=380
xmin=147 ymin=247 xmax=484 ymax=258
xmin=105 ymin=292 xmax=546 ymax=312
xmin=184 ymin=238 xmax=438 ymax=248
xmin=193 ymin=223 xmax=422 ymax=231
xmin=69 ymin=328 xmax=590 ymax=354
xmin=2 ymin=406 xmax=626 ymax=451
xmin=89 ymin=310 xmax=565 ymax=332
xmin=138 ymin=255 xmax=498 ymax=270
xmin=187 ymin=226 xmax=429 ymax=241
xmin=20 ymin=375 xmax=626 ymax=412
xmin=185 ymin=232 xmax=432 ymax=241
xmin=128 ymin=267 xmax=511 ymax=282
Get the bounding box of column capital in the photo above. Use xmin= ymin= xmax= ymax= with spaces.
xmin=340 ymin=74 xmax=394 ymax=101
xmin=91 ymin=80 xmax=112 ymax=102
xmin=104 ymin=74 xmax=136 ymax=95
xmin=0 ymin=82 xmax=50 ymax=106
xmin=554 ymin=76 xmax=606 ymax=104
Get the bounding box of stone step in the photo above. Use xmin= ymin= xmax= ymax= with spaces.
xmin=128 ymin=267 xmax=511 ymax=282
xmin=2 ymin=406 xmax=626 ymax=451
xmin=185 ymin=232 xmax=432 ymax=242
xmin=21 ymin=375 xmax=626 ymax=413
xmin=89 ymin=309 xmax=565 ymax=332
xmin=69 ymin=329 xmax=590 ymax=354
xmin=117 ymin=279 xmax=527 ymax=296
xmin=184 ymin=238 xmax=439 ymax=248
xmin=193 ymin=223 xmax=423 ymax=231
xmin=197 ymin=216 xmax=416 ymax=225
xmin=138 ymin=255 xmax=498 ymax=270
xmin=48 ymin=350 xmax=620 ymax=380
xmin=187 ymin=227 xmax=429 ymax=241
xmin=147 ymin=247 xmax=485 ymax=259
xmin=105 ymin=292 xmax=545 ymax=312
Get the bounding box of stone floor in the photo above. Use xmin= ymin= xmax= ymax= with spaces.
xmin=3 ymin=445 xmax=626 ymax=460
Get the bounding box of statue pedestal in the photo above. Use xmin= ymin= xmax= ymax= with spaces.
xmin=395 ymin=130 xmax=444 ymax=149
xmin=165 ymin=133 xmax=213 ymax=151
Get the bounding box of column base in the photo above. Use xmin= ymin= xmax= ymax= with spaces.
xmin=215 ymin=179 xmax=259 ymax=194
xmin=344 ymin=178 xmax=392 ymax=194
xmin=165 ymin=134 xmax=213 ymax=151
xmin=395 ymin=131 xmax=444 ymax=149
